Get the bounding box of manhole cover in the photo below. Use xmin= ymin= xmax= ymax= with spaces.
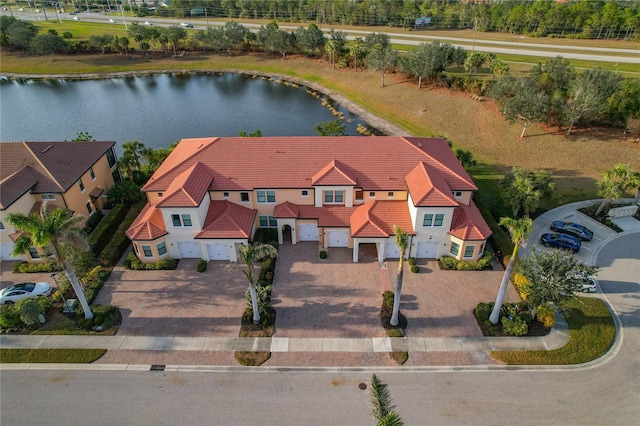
xmin=359 ymin=383 xmax=367 ymax=390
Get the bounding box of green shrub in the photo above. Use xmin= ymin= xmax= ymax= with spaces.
xmin=258 ymin=256 xmax=276 ymax=285
xmin=383 ymin=290 xmax=394 ymax=309
xmin=125 ymin=253 xmax=179 ymax=270
xmin=99 ymin=201 xmax=145 ymax=266
xmin=253 ymin=228 xmax=278 ymax=246
xmin=439 ymin=255 xmax=457 ymax=269
xmin=319 ymin=250 xmax=327 ymax=259
xmin=501 ymin=316 xmax=529 ymax=336
xmin=13 ymin=262 xmax=61 ymax=273
xmin=410 ymin=264 xmax=419 ymax=273
xmin=84 ymin=209 xmax=104 ymax=233
xmin=197 ymin=260 xmax=207 ymax=273
xmin=474 ymin=302 xmax=494 ymax=322
xmin=0 ymin=305 xmax=23 ymax=330
xmin=536 ymin=302 xmax=556 ymax=328
xmin=18 ymin=298 xmax=43 ymax=327
xmin=407 ymin=257 xmax=417 ymax=266
xmin=35 ymin=295 xmax=53 ymax=311
xmin=89 ymin=203 xmax=128 ymax=257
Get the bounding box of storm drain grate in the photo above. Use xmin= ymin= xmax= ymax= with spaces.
xmin=150 ymin=364 xmax=166 ymax=371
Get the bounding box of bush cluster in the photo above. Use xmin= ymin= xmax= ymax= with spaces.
xmin=512 ymin=273 xmax=530 ymax=300
xmin=253 ymin=228 xmax=278 ymax=246
xmin=13 ymin=262 xmax=61 ymax=273
xmin=99 ymin=201 xmax=145 ymax=266
xmin=76 ymin=304 xmax=119 ymax=331
xmin=88 ymin=203 xmax=128 ymax=257
xmin=243 ymin=256 xmax=278 ymax=326
xmin=439 ymin=253 xmax=492 ymax=270
xmin=319 ymin=250 xmax=327 ymax=259
xmin=124 ymin=253 xmax=179 ymax=270
xmin=474 ymin=302 xmax=494 ymax=323
xmin=0 ymin=296 xmax=52 ymax=332
xmin=197 ymin=260 xmax=207 ymax=273
xmin=536 ymin=302 xmax=556 ymax=328
xmin=82 ymin=266 xmax=110 ymax=304
xmin=84 ymin=209 xmax=104 ymax=233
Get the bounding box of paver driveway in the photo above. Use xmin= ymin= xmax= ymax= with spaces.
xmin=95 ymin=257 xmax=248 ymax=337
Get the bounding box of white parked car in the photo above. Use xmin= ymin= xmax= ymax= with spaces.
xmin=580 ymin=277 xmax=598 ymax=293
xmin=179 ymin=22 xmax=193 ymax=28
xmin=0 ymin=282 xmax=52 ymax=305
xmin=73 ymin=16 xmax=79 ymax=20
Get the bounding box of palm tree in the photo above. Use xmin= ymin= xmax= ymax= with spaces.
xmin=390 ymin=226 xmax=409 ymax=327
xmin=7 ymin=204 xmax=94 ymax=319
xmin=595 ymin=164 xmax=639 ymax=215
xmin=238 ymin=242 xmax=278 ymax=324
xmin=489 ymin=216 xmax=533 ymax=325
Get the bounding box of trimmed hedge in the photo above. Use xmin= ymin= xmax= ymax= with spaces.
xmin=253 ymin=228 xmax=278 ymax=246
xmin=88 ymin=203 xmax=128 ymax=257
xmin=124 ymin=253 xmax=179 ymax=270
xmin=477 ymin=204 xmax=514 ymax=264
xmin=197 ymin=260 xmax=207 ymax=273
xmin=82 ymin=266 xmax=110 ymax=304
xmin=13 ymin=262 xmax=61 ymax=273
xmin=99 ymin=201 xmax=145 ymax=266
xmin=84 ymin=209 xmax=104 ymax=233
xmin=440 ymin=253 xmax=493 ymax=270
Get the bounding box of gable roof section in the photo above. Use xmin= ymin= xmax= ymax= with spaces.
xmin=0 ymin=166 xmax=39 ymax=210
xmin=406 ymin=162 xmax=459 ymax=207
xmin=126 ymin=203 xmax=168 ymax=241
xmin=156 ymin=162 xmax=214 ymax=208
xmin=195 ymin=200 xmax=256 ymax=239
xmin=351 ymin=201 xmax=415 ymax=238
xmin=312 ymin=160 xmax=357 ymax=186
xmin=0 ymin=141 xmax=116 ymax=209
xmin=141 ymin=137 xmax=476 ymax=194
xmin=273 ymin=201 xmax=299 ymax=218
xmin=297 ymin=205 xmax=355 ymax=227
xmin=449 ymin=201 xmax=492 ymax=241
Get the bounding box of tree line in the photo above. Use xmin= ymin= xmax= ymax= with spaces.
xmin=152 ymin=0 xmax=638 ymax=40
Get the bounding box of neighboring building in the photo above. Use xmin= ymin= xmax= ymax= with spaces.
xmin=126 ymin=136 xmax=491 ymax=263
xmin=0 ymin=141 xmax=119 ymax=262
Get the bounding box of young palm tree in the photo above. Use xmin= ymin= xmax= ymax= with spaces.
xmin=7 ymin=204 xmax=94 ymax=319
xmin=390 ymin=226 xmax=409 ymax=327
xmin=238 ymin=242 xmax=278 ymax=324
xmin=489 ymin=216 xmax=533 ymax=324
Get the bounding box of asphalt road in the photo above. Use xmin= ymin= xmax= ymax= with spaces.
xmin=1 ymin=232 xmax=638 ymax=425
xmin=5 ymin=10 xmax=639 ymax=65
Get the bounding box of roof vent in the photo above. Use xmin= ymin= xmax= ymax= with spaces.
xmin=41 ymin=145 xmax=53 ymax=153
xmin=417 ymin=142 xmax=423 ymax=147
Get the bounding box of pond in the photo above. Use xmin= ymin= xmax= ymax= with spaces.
xmin=0 ymin=72 xmax=371 ymax=151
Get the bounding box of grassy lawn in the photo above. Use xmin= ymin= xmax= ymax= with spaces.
xmin=0 ymin=348 xmax=106 ymax=363
xmin=491 ymin=297 xmax=616 ymax=365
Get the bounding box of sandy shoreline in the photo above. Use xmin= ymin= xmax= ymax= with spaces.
xmin=0 ymin=69 xmax=409 ymax=137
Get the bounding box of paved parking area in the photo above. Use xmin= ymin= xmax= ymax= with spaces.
xmin=95 ymin=256 xmax=248 ymax=337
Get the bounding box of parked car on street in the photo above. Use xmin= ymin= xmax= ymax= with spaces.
xmin=580 ymin=276 xmax=598 ymax=293
xmin=550 ymin=221 xmax=594 ymax=241
xmin=540 ymin=233 xmax=581 ymax=253
xmin=0 ymin=282 xmax=52 ymax=305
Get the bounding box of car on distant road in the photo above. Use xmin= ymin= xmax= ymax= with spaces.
xmin=179 ymin=22 xmax=193 ymax=28
xmin=580 ymin=276 xmax=598 ymax=293
xmin=73 ymin=15 xmax=79 ymax=20
xmin=109 ymin=18 xmax=116 ymax=23
xmin=550 ymin=221 xmax=593 ymax=241
xmin=144 ymin=21 xmax=153 ymax=26
xmin=540 ymin=233 xmax=581 ymax=253
xmin=0 ymin=282 xmax=52 ymax=305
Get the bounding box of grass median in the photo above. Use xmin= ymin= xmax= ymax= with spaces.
xmin=0 ymin=348 xmax=106 ymax=363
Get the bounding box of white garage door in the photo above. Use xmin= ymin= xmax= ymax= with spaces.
xmin=327 ymin=230 xmax=349 ymax=247
xmin=178 ymin=241 xmax=201 ymax=258
xmin=416 ymin=241 xmax=439 ymax=258
xmin=207 ymin=243 xmax=230 ymax=260
xmin=1 ymin=243 xmax=21 ymax=260
xmin=385 ymin=239 xmax=401 ymax=258
xmin=298 ymin=224 xmax=319 ymax=241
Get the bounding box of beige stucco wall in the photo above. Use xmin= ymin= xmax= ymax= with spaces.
xmin=447 ymin=236 xmax=486 ymax=261
xmin=60 ymin=155 xmax=115 ymax=218
xmin=133 ymin=238 xmax=170 ymax=263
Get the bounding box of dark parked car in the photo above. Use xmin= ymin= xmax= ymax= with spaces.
xmin=550 ymin=221 xmax=593 ymax=241
xmin=540 ymin=233 xmax=581 ymax=253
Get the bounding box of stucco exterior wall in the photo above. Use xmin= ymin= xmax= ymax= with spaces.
xmin=60 ymin=155 xmax=115 ymax=218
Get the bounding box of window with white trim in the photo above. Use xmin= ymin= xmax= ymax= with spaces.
xmin=182 ymin=214 xmax=192 ymax=227
xmin=450 ymin=241 xmax=460 ymax=256
xmin=301 ymin=190 xmax=308 ymax=197
xmin=29 ymin=247 xmax=40 ymax=259
xmin=86 ymin=202 xmax=92 ymax=215
xmin=453 ymin=191 xmax=462 ymax=198
xmin=324 ymin=190 xmax=344 ymax=204
xmin=259 ymin=216 xmax=268 ymax=227
xmin=142 ymin=245 xmax=153 ymax=257
xmin=269 ymin=216 xmax=277 ymax=227
xmin=223 ymin=192 xmax=229 ymax=198
xmin=172 ymin=214 xmax=181 ymax=227
xmin=42 ymin=194 xmax=55 ymax=200
xmin=157 ymin=192 xmax=163 ymax=198
xmin=90 ymin=167 xmax=96 ymax=180
xmin=464 ymin=245 xmax=474 ymax=258
xmin=257 ymin=190 xmax=275 ymax=203
xmin=423 ymin=214 xmax=433 ymax=227
xmin=157 ymin=242 xmax=167 ymax=256
xmin=387 ymin=191 xmax=394 ymax=198
xmin=369 ymin=192 xmax=375 ymax=198
xmin=433 ymin=214 xmax=444 ymax=227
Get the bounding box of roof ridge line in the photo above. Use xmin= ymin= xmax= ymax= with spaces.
xmin=22 ymin=142 xmax=65 ymax=191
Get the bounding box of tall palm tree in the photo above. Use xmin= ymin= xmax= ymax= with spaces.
xmin=489 ymin=216 xmax=533 ymax=324
xmin=238 ymin=242 xmax=278 ymax=324
xmin=390 ymin=226 xmax=409 ymax=327
xmin=7 ymin=204 xmax=94 ymax=319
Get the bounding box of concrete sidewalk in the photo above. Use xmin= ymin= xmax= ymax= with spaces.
xmin=0 ymin=312 xmax=568 ymax=353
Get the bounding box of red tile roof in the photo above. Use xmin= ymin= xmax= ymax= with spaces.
xmin=351 ymin=201 xmax=415 ymax=237
xmin=312 ymin=160 xmax=357 ymax=186
xmin=142 ymin=137 xmax=476 ymax=198
xmin=195 ymin=200 xmax=256 ymax=239
xmin=126 ymin=203 xmax=168 ymax=241
xmin=273 ymin=201 xmax=299 ymax=218
xmin=449 ymin=201 xmax=492 ymax=241
xmin=157 ymin=162 xmax=214 ymax=208
xmin=0 ymin=141 xmax=116 ymax=206
xmin=406 ymin=162 xmax=459 ymax=207
xmin=297 ymin=205 xmax=355 ymax=227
